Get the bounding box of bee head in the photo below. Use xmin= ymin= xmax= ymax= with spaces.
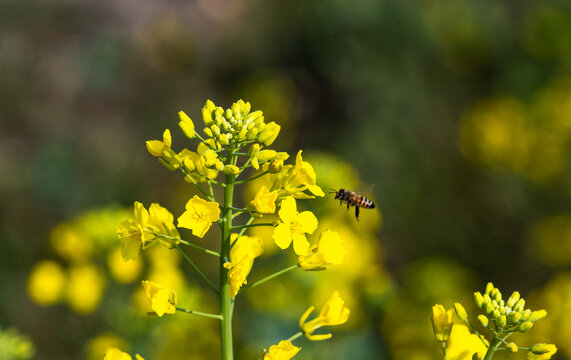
xmin=335 ymin=188 xmax=345 ymax=199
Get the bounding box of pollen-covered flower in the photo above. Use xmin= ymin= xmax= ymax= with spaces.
xmin=247 ymin=185 xmax=278 ymax=216
xmin=141 ymin=280 xmax=177 ymax=317
xmin=225 ymin=234 xmax=264 ymax=297
xmin=299 ymin=291 xmax=350 ymax=341
xmin=118 ymin=202 xmax=180 ymax=261
xmin=263 ymin=340 xmax=301 ymax=360
xmin=177 ymin=195 xmax=220 ymax=238
xmin=104 ymin=347 xmax=145 ymax=360
xmin=272 ymin=196 xmax=318 ymax=255
xmin=431 ymin=304 xmax=454 ymax=343
xmin=298 ymin=230 xmax=346 ymax=270
xmin=528 ymin=344 xmax=557 ymax=360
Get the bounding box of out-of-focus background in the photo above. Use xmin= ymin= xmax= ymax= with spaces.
xmin=1 ymin=0 xmax=571 ymax=359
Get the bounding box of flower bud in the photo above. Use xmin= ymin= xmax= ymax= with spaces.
xmin=507 ymin=342 xmax=518 ymax=353
xmin=202 ymin=106 xmax=214 ymax=126
xmin=485 ymin=282 xmax=494 ymax=295
xmin=497 ymin=314 xmax=506 ymax=327
xmin=258 ymin=122 xmax=281 ymax=146
xmin=231 ymin=102 xmax=241 ymax=116
xmin=530 ymin=343 xmax=557 ymax=356
xmin=492 ymin=289 xmax=502 ymax=302
xmin=520 ymin=309 xmax=532 ymax=321
xmin=237 ymin=128 xmax=248 ymax=141
xmin=211 ymin=124 xmax=221 ymax=137
xmin=246 ymin=127 xmax=259 ymax=140
xmin=492 ymin=309 xmax=500 ymax=320
xmin=474 ymin=292 xmax=485 ymax=308
xmin=453 ymin=303 xmax=468 ymax=321
xmin=257 ymin=150 xmax=277 ymax=162
xmin=249 ymin=144 xmax=260 ymax=157
xmin=225 ymin=109 xmax=233 ymax=120
xmin=507 ymin=311 xmax=521 ymax=324
xmin=431 ymin=304 xmax=453 ymax=343
xmin=477 ymin=314 xmax=488 ymax=327
xmin=507 ymin=291 xmax=520 ymax=308
xmin=203 ymin=127 xmax=213 ymax=137
xmin=219 ymin=133 xmax=230 ymax=146
xmin=518 ymin=320 xmax=533 ymax=332
xmin=484 ymin=302 xmax=494 ymax=315
xmin=529 ymin=309 xmax=547 ymax=322
xmin=223 ymin=165 xmax=240 ymax=175
xmin=178 ymin=111 xmax=195 ymax=138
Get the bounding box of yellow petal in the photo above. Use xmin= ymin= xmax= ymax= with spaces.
xmin=295 ymin=211 xmax=318 ymax=234
xmin=278 ymin=196 xmax=297 ymax=223
xmin=273 ymin=223 xmax=292 ymax=249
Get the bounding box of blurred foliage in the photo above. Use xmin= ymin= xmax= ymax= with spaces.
xmin=1 ymin=0 xmax=571 ymax=358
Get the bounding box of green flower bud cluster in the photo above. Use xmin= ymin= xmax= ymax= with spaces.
xmin=201 ymin=99 xmax=281 ymax=147
xmin=473 ymin=282 xmax=547 ymax=333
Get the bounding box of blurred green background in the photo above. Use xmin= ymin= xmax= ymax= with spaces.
xmin=1 ymin=0 xmax=571 ymax=359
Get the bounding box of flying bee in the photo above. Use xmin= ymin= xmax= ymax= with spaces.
xmin=330 ymin=188 xmax=375 ymax=221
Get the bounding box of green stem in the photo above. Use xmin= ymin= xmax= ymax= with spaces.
xmin=157 ymin=234 xmax=220 ymax=257
xmin=231 ymin=222 xmax=273 ymax=230
xmin=175 ymin=245 xmax=219 ymax=294
xmin=176 ymin=307 xmax=223 ymax=320
xmin=441 ymin=341 xmax=447 ymax=360
xmin=287 ymin=332 xmax=303 ymax=343
xmin=463 ymin=318 xmax=489 ymax=348
xmin=238 ymin=264 xmax=299 ymax=294
xmin=483 ymin=337 xmax=502 ymax=360
xmin=220 ymin=143 xmax=236 ymax=360
xmin=234 ymin=170 xmax=269 ymax=184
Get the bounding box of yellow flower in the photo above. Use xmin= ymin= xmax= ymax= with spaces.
xmin=431 ymin=304 xmax=454 ymax=343
xmin=247 ymin=185 xmax=278 ymax=216
xmin=269 ymin=150 xmax=324 ymax=199
xmin=446 ymin=324 xmax=488 ymax=360
xmin=178 ymin=111 xmax=195 ymax=138
xmin=27 ymin=260 xmax=66 ymax=305
xmin=66 ymin=263 xmax=107 ymax=314
xmin=225 ymin=234 xmax=264 ymax=297
xmin=141 ymin=280 xmax=177 ymax=316
xmin=298 ymin=230 xmax=346 ymax=270
xmin=528 ymin=344 xmax=557 ymax=360
xmin=118 ymin=202 xmax=180 ymax=261
xmin=263 ymin=340 xmax=301 ymax=360
xmin=272 ymin=196 xmax=318 ymax=255
xmin=146 ymin=129 xmax=182 ymax=171
xmin=299 ymin=291 xmax=350 ymax=341
xmin=177 ymin=195 xmax=220 ymax=238
xmin=107 ymin=247 xmax=143 ymax=284
xmin=104 ymin=347 xmax=145 ymax=360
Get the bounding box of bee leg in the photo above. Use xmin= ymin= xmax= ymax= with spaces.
xmin=355 ymin=206 xmax=360 ymax=221
xmin=346 ymin=203 xmax=350 ymax=212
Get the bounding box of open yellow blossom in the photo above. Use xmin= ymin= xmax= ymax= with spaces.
xmin=118 ymin=202 xmax=180 ymax=261
xmin=298 ymin=230 xmax=346 ymax=270
xmin=528 ymin=344 xmax=557 ymax=360
xmin=141 ymin=280 xmax=177 ymax=317
xmin=263 ymin=340 xmax=300 ymax=360
xmin=225 ymin=234 xmax=264 ymax=297
xmin=27 ymin=260 xmax=66 ymax=305
xmin=247 ymin=185 xmax=278 ymax=216
xmin=104 ymin=347 xmax=144 ymax=360
xmin=177 ymin=195 xmax=220 ymax=238
xmin=299 ymin=291 xmax=350 ymax=341
xmin=272 ymin=196 xmax=318 ymax=255
xmin=269 ymin=150 xmax=324 ymax=199
xmin=446 ymin=324 xmax=488 ymax=360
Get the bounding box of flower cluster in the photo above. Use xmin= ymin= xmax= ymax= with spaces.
xmin=116 ymin=99 xmax=351 ymax=360
xmin=432 ymin=282 xmax=557 ymax=360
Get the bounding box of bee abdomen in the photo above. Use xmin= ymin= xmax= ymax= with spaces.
xmin=358 ymin=196 xmax=375 ymax=209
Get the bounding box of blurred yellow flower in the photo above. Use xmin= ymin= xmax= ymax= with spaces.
xmin=177 ymin=195 xmax=220 ymax=238
xmin=178 ymin=110 xmax=195 ymax=139
xmin=66 ymin=263 xmax=106 ymax=314
xmin=446 ymin=324 xmax=488 ymax=360
xmin=225 ymin=234 xmax=264 ymax=297
xmin=431 ymin=304 xmax=454 ymax=343
xmin=142 ymin=280 xmax=177 ymax=316
xmin=118 ymin=202 xmax=180 ymax=261
xmin=528 ymin=343 xmax=557 ymax=360
xmin=27 ymin=260 xmax=66 ymax=305
xmin=107 ymin=247 xmax=143 ymax=284
xmin=87 ymin=334 xmax=126 ymax=360
xmin=247 ymin=185 xmax=278 ymax=216
xmin=104 ymin=347 xmax=144 ymax=360
xmin=50 ymin=223 xmax=93 ymax=262
xmin=299 ymin=291 xmax=350 ymax=341
xmin=263 ymin=340 xmax=300 ymax=360
xmin=298 ymin=230 xmax=346 ymax=271
xmin=272 ymin=196 xmax=318 ymax=255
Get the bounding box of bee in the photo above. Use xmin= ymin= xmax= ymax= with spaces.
xmin=330 ymin=188 xmax=375 ymax=221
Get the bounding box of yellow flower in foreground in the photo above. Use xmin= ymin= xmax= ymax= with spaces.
xmin=272 ymin=196 xmax=318 ymax=255
xmin=118 ymin=202 xmax=180 ymax=261
xmin=298 ymin=230 xmax=346 ymax=270
xmin=270 ymin=150 xmax=324 ymax=199
xmin=263 ymin=340 xmax=301 ymax=360
xmin=225 ymin=234 xmax=264 ymax=297
xmin=299 ymin=291 xmax=350 ymax=341
xmin=528 ymin=344 xmax=557 ymax=360
xmin=142 ymin=280 xmax=177 ymax=316
xmin=446 ymin=324 xmax=488 ymax=360
xmin=104 ymin=347 xmax=144 ymax=360
xmin=247 ymin=185 xmax=278 ymax=216
xmin=177 ymin=195 xmax=220 ymax=238
xmin=27 ymin=260 xmax=66 ymax=305
xmin=431 ymin=304 xmax=454 ymax=343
